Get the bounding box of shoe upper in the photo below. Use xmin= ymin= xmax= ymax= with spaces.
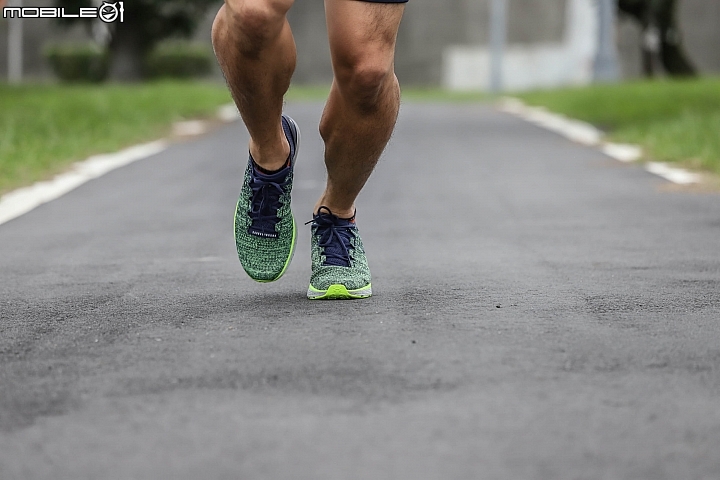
xmin=235 ymin=115 xmax=298 ymax=282
xmin=309 ymin=207 xmax=371 ymax=291
xmin=247 ymin=167 xmax=290 ymax=239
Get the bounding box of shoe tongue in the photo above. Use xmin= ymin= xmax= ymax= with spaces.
xmin=247 ymin=161 xmax=288 ymax=238
xmin=323 ymin=244 xmax=350 ymax=267
xmin=316 ymin=213 xmax=354 ymax=267
xmin=281 ymin=116 xmax=295 ymax=163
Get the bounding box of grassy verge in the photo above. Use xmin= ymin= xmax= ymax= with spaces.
xmin=0 ymin=81 xmax=231 ymax=194
xmin=5 ymin=78 xmax=717 ymax=195
xmin=516 ymin=77 xmax=720 ymax=174
xmin=1 ymin=82 xmax=487 ymax=195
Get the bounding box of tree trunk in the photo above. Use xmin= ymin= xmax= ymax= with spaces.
xmin=618 ymin=0 xmax=696 ymax=77
xmin=653 ymin=0 xmax=696 ymax=76
xmin=641 ymin=18 xmax=659 ymax=77
xmin=108 ymin=22 xmax=148 ymax=81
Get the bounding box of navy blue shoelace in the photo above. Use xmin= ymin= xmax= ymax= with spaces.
xmin=307 ymin=207 xmax=356 ymax=267
xmin=247 ymin=166 xmax=289 ymax=238
xmin=247 ymin=116 xmax=295 ymax=238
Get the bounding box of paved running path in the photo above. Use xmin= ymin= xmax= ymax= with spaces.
xmin=1 ymin=103 xmax=719 ymax=480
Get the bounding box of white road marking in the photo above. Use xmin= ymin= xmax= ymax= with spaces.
xmin=498 ymin=97 xmax=702 ymax=186
xmin=217 ymin=103 xmax=241 ymax=122
xmin=498 ymin=98 xmax=602 ymax=146
xmin=0 ymin=104 xmax=241 ymax=227
xmin=602 ymin=143 xmax=643 ymax=163
xmin=0 ymin=140 xmax=167 ymax=226
xmin=645 ymin=162 xmax=701 ymax=185
xmin=523 ymin=108 xmax=602 ymax=146
xmin=173 ymin=120 xmax=207 ymax=136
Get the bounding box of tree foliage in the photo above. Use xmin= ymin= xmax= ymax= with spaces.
xmin=617 ymin=0 xmax=696 ymax=77
xmin=53 ymin=0 xmax=220 ymax=79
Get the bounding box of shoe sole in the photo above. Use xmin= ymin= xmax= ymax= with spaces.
xmin=235 ymin=114 xmax=300 ymax=283
xmin=307 ymin=283 xmax=372 ymax=300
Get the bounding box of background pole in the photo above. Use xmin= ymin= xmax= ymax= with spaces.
xmin=7 ymin=0 xmax=23 ymax=84
xmin=593 ymin=0 xmax=620 ymax=82
xmin=489 ymin=0 xmax=507 ymax=93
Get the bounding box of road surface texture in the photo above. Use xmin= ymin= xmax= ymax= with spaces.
xmin=1 ymin=103 xmax=719 ymax=480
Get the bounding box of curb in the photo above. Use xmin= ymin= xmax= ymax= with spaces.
xmin=497 ymin=97 xmax=702 ymax=186
xmin=0 ymin=103 xmax=241 ymax=227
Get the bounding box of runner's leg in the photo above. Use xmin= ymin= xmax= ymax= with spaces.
xmin=213 ymin=0 xmax=301 ymax=283
xmin=315 ymin=0 xmax=405 ymax=218
xmin=306 ymin=0 xmax=405 ymax=300
xmin=212 ymin=0 xmax=296 ymax=171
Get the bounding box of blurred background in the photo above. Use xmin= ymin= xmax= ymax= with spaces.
xmin=1 ymin=0 xmax=719 ymax=88
xmin=2 ymin=0 xmax=719 ymax=195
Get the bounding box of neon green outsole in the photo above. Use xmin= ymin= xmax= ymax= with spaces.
xmin=307 ymin=283 xmax=372 ymax=300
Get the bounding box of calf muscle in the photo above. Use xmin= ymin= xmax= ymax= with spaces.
xmin=313 ymin=0 xmax=405 ymax=217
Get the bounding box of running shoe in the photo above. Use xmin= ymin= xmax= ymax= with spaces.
xmin=307 ymin=206 xmax=372 ymax=300
xmin=234 ymin=115 xmax=300 ymax=282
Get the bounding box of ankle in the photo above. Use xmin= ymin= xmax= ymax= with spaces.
xmin=249 ymin=134 xmax=290 ymax=172
xmin=313 ymin=203 xmax=355 ymax=220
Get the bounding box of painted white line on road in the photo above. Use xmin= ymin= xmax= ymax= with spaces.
xmin=602 ymin=143 xmax=643 ymax=163
xmin=173 ymin=120 xmax=207 ymax=136
xmin=498 ymin=98 xmax=602 ymax=146
xmin=218 ymin=103 xmax=241 ymax=122
xmin=0 ymin=140 xmax=167 ymax=227
xmin=524 ymin=108 xmax=601 ymax=146
xmin=498 ymin=97 xmax=702 ymax=186
xmin=645 ymin=162 xmax=701 ymax=185
xmin=0 ymin=104 xmax=241 ymax=227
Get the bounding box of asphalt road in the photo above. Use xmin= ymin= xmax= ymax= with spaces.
xmin=1 ymin=102 xmax=719 ymax=480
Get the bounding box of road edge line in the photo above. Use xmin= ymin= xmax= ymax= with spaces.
xmin=497 ymin=97 xmax=701 ymax=186
xmin=0 ymin=141 xmax=168 ymax=227
xmin=0 ymin=104 xmax=242 ymax=228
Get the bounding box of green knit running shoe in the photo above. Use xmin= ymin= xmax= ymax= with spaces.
xmin=307 ymin=206 xmax=372 ymax=300
xmin=234 ymin=115 xmax=299 ymax=282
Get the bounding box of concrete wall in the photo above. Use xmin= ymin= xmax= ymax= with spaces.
xmin=442 ymin=0 xmax=596 ymax=91
xmin=287 ymin=0 xmax=567 ymax=86
xmin=682 ymin=0 xmax=720 ymax=73
xmin=286 ymin=0 xmax=720 ymax=87
xmin=2 ymin=0 xmax=719 ymax=85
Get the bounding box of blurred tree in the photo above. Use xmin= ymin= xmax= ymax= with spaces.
xmin=617 ymin=0 xmax=696 ymax=77
xmin=53 ymin=0 xmax=220 ymax=80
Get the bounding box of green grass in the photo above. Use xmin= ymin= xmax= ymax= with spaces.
xmin=285 ymin=84 xmax=331 ymax=101
xmin=0 ymin=81 xmax=231 ymax=194
xmin=8 ymin=78 xmax=715 ymax=196
xmin=517 ymin=77 xmax=720 ymax=174
xmin=0 ymin=82 xmax=488 ymax=194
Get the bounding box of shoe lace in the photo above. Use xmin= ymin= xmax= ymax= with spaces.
xmin=248 ymin=168 xmax=289 ymax=237
xmin=306 ymin=207 xmax=356 ymax=267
